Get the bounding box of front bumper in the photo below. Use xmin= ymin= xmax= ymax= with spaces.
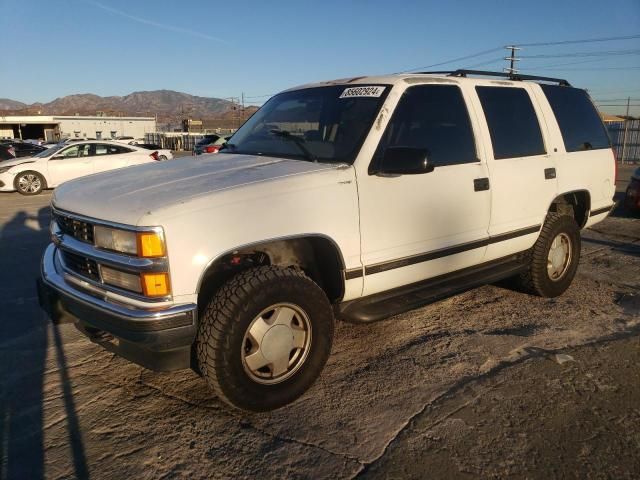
xmin=38 ymin=244 xmax=198 ymax=371
xmin=0 ymin=173 xmax=15 ymax=191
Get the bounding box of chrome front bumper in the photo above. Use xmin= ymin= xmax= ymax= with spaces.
xmin=39 ymin=244 xmax=198 ymax=371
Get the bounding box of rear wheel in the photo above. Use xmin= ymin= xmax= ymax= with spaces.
xmin=158 ymin=155 xmax=167 ymax=161
xmin=519 ymin=213 xmax=581 ymax=297
xmin=196 ymin=266 xmax=334 ymax=411
xmin=15 ymin=171 xmax=46 ymax=195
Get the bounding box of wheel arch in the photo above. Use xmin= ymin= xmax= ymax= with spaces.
xmin=196 ymin=234 xmax=347 ymax=312
xmin=546 ymin=190 xmax=591 ymax=228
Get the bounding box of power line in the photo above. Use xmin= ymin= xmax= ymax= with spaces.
xmin=466 ymin=57 xmax=504 ymax=68
xmin=593 ymin=98 xmax=640 ymax=102
xmin=397 ymin=33 xmax=640 ymax=74
xmin=398 ymin=47 xmax=504 ymax=73
xmin=244 ymin=93 xmax=275 ymax=99
xmin=520 ymin=48 xmax=640 ymax=59
xmin=532 ymin=66 xmax=640 ymax=71
xmin=532 ymin=57 xmax=608 ymax=69
xmin=517 ymin=33 xmax=640 ymax=47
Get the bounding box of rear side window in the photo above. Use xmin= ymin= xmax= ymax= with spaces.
xmin=375 ymin=84 xmax=477 ymax=167
xmin=540 ymin=85 xmax=610 ymax=152
xmin=476 ymin=87 xmax=546 ymax=159
xmin=95 ymin=144 xmax=133 ymax=155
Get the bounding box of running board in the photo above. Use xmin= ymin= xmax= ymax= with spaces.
xmin=337 ymin=254 xmax=528 ymax=323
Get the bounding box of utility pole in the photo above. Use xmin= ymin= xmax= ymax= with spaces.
xmin=504 ymin=45 xmax=521 ymax=76
xmin=621 ymin=96 xmax=630 ymax=165
xmin=241 ymin=92 xmax=245 ymax=124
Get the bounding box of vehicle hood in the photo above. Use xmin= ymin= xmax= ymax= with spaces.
xmin=53 ymin=154 xmax=341 ymax=225
xmin=0 ymin=156 xmax=38 ymax=168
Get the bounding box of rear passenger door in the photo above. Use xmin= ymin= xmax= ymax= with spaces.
xmin=92 ymin=143 xmax=132 ymax=173
xmin=473 ymin=85 xmax=558 ymax=261
xmin=536 ymin=85 xmax=615 ymax=221
xmin=358 ymin=84 xmax=492 ymax=296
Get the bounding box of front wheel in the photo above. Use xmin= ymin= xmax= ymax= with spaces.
xmin=14 ymin=171 xmax=46 ymax=195
xmin=519 ymin=213 xmax=581 ymax=297
xmin=196 ymin=266 xmax=334 ymax=412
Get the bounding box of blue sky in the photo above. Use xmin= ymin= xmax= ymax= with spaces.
xmin=1 ymin=0 xmax=639 ymax=115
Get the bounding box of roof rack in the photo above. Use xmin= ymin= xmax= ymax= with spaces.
xmin=416 ymin=69 xmax=571 ymax=87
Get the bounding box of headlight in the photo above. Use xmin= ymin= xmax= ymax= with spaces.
xmin=94 ymin=226 xmax=137 ymax=255
xmin=0 ymin=166 xmax=12 ymax=174
xmin=94 ymin=226 xmax=166 ymax=257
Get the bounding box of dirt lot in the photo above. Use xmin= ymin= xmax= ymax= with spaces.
xmin=0 ymin=164 xmax=638 ymax=479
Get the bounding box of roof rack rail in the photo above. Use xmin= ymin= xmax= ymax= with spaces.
xmin=416 ymin=69 xmax=571 ymax=87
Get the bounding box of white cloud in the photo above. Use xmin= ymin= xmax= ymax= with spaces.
xmin=82 ymin=0 xmax=230 ymax=44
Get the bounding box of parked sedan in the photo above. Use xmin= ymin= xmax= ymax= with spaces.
xmin=193 ymin=134 xmax=229 ymax=155
xmin=0 ymin=144 xmax=16 ymax=161
xmin=8 ymin=141 xmax=47 ymax=158
xmin=624 ymin=166 xmax=640 ymax=212
xmin=134 ymin=143 xmax=174 ymax=160
xmin=0 ymin=141 xmax=164 ymax=195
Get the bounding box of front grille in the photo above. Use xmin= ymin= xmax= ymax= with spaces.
xmin=62 ymin=250 xmax=100 ymax=281
xmin=56 ymin=213 xmax=94 ymax=244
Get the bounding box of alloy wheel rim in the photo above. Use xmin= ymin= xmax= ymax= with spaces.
xmin=547 ymin=232 xmax=572 ymax=281
xmin=241 ymin=303 xmax=312 ymax=385
xmin=18 ymin=174 xmax=41 ymax=193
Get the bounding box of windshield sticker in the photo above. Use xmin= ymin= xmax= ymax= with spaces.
xmin=339 ymin=86 xmax=386 ymax=98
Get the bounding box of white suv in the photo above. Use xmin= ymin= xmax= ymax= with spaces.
xmin=38 ymin=70 xmax=616 ymax=411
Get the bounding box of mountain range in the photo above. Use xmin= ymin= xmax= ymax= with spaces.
xmin=0 ymin=90 xmax=251 ymax=120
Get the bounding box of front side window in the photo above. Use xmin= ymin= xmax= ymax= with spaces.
xmin=540 ymin=85 xmax=610 ymax=152
xmin=222 ymin=85 xmax=390 ymax=164
xmin=58 ymin=144 xmax=90 ymax=158
xmin=476 ymin=86 xmax=546 ymax=159
xmin=373 ymin=84 xmax=478 ymax=169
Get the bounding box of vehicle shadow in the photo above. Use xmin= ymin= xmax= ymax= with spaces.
xmin=0 ymin=205 xmax=88 ymax=479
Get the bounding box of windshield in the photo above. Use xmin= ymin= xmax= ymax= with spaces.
xmin=222 ymin=85 xmax=390 ymax=164
xmin=34 ymin=144 xmax=64 ymax=158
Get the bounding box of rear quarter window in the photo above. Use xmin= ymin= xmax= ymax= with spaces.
xmin=540 ymin=85 xmax=610 ymax=152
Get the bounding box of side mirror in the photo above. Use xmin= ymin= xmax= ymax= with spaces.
xmin=51 ymin=155 xmax=65 ymax=160
xmin=375 ymin=146 xmax=434 ymax=175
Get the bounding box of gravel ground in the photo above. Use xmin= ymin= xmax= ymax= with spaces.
xmin=0 ymin=164 xmax=638 ymax=479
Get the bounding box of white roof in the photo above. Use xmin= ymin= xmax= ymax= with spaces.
xmin=283 ymin=72 xmax=570 ymax=93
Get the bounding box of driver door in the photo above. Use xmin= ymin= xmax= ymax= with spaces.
xmin=357 ymin=84 xmax=492 ymax=296
xmin=47 ymin=143 xmax=93 ymax=186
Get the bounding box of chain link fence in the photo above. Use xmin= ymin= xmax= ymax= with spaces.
xmin=608 ymin=119 xmax=640 ymax=164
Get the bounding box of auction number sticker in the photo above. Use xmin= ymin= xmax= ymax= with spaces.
xmin=339 ymin=86 xmax=386 ymax=98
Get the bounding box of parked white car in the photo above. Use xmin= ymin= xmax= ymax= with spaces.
xmin=0 ymin=140 xmax=164 ymax=195
xmin=39 ymin=70 xmax=615 ymax=412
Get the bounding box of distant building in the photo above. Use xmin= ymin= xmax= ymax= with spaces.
xmin=0 ymin=115 xmax=156 ymax=141
xmin=600 ymin=113 xmax=625 ymax=124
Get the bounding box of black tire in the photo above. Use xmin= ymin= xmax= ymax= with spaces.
xmin=14 ymin=171 xmax=46 ymax=195
xmin=159 ymin=155 xmax=167 ymax=161
xmin=196 ymin=266 xmax=334 ymax=412
xmin=518 ymin=213 xmax=581 ymax=297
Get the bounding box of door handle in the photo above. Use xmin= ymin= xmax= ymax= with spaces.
xmin=544 ymin=168 xmax=556 ymax=180
xmin=474 ymin=177 xmax=490 ymax=192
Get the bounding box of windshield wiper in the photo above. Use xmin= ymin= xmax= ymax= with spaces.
xmin=269 ymin=129 xmax=317 ymax=162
